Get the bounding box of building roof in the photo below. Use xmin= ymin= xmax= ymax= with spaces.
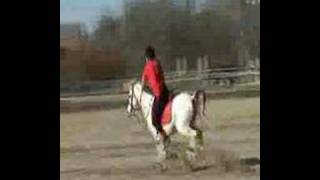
xmin=60 ymin=38 xmax=89 ymax=51
xmin=60 ymin=23 xmax=81 ymax=39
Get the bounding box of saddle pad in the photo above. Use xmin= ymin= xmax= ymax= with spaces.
xmin=161 ymin=100 xmax=173 ymax=125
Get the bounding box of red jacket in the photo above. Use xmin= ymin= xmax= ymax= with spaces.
xmin=142 ymin=59 xmax=165 ymax=98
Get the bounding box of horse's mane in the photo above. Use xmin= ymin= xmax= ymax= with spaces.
xmin=130 ymin=79 xmax=141 ymax=87
xmin=131 ymin=80 xmax=152 ymax=96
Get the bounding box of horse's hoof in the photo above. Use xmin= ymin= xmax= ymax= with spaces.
xmin=167 ymin=152 xmax=178 ymax=160
xmin=198 ymin=146 xmax=204 ymax=151
xmin=186 ymin=151 xmax=197 ymax=161
xmin=152 ymin=163 xmax=161 ymax=169
xmin=182 ymin=160 xmax=194 ymax=172
xmin=153 ymin=162 xmax=168 ymax=172
xmin=160 ymin=165 xmax=168 ymax=172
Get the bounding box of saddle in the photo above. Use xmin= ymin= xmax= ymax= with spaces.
xmin=160 ymin=90 xmax=198 ymax=126
xmin=160 ymin=91 xmax=178 ymax=125
xmin=145 ymin=86 xmax=179 ymax=126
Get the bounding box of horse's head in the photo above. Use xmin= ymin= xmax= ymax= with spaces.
xmin=126 ymin=80 xmax=142 ymax=116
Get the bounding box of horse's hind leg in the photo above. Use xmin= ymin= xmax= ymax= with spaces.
xmin=156 ymin=141 xmax=166 ymax=161
xmin=178 ymin=126 xmax=204 ymax=149
xmin=176 ymin=126 xmax=199 ymax=159
xmin=193 ymin=128 xmax=207 ymax=165
xmin=194 ymin=128 xmax=204 ymax=151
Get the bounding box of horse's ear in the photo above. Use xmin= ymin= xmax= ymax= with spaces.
xmin=132 ymin=78 xmax=140 ymax=85
xmin=127 ymin=78 xmax=137 ymax=85
xmin=123 ymin=79 xmax=137 ymax=92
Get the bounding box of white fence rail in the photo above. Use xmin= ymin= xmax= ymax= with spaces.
xmin=60 ymin=67 xmax=260 ymax=97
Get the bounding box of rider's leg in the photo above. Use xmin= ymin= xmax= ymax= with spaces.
xmin=150 ymin=98 xmax=167 ymax=163
xmin=163 ymin=85 xmax=170 ymax=102
xmin=152 ymin=97 xmax=165 ymax=137
xmin=152 ymin=97 xmax=160 ymax=130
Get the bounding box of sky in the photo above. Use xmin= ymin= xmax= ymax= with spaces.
xmin=60 ymin=0 xmax=215 ymax=33
xmin=60 ymin=0 xmax=123 ymax=33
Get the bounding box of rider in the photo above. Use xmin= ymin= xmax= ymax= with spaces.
xmin=140 ymin=46 xmax=169 ymax=141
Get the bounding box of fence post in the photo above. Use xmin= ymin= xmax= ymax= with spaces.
xmin=176 ymin=57 xmax=181 ymax=76
xmin=182 ymin=56 xmax=187 ymax=75
xmin=203 ymin=55 xmax=209 ymax=70
xmin=197 ymin=56 xmax=203 ymax=74
xmin=255 ymin=57 xmax=260 ymax=71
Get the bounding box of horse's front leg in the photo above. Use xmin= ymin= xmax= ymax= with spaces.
xmin=153 ymin=139 xmax=169 ymax=171
xmin=155 ymin=140 xmax=166 ymax=162
xmin=146 ymin=118 xmax=168 ymax=170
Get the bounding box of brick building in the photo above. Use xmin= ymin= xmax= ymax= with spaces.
xmin=60 ymin=23 xmax=126 ymax=82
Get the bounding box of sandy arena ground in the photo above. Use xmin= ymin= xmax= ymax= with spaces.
xmin=60 ymin=96 xmax=260 ymax=180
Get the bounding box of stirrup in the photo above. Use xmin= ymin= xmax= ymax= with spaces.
xmin=160 ymin=131 xmax=168 ymax=141
xmin=156 ymin=131 xmax=165 ymax=142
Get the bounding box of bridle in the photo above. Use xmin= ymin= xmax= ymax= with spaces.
xmin=128 ymin=82 xmax=152 ymax=122
xmin=128 ymin=82 xmax=142 ymax=117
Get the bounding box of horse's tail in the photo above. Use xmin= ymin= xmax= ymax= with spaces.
xmin=191 ymin=90 xmax=209 ymax=128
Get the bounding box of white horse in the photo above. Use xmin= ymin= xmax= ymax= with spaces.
xmin=127 ymin=81 xmax=208 ymax=167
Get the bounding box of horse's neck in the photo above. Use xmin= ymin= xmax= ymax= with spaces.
xmin=134 ymin=83 xmax=153 ymax=114
xmin=135 ymin=89 xmax=153 ymax=115
xmin=140 ymin=91 xmax=152 ymax=111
